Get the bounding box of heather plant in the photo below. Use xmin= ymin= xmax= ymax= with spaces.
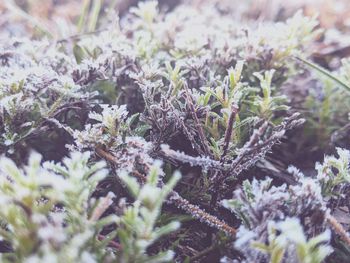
xmin=222 ymin=147 xmax=350 ymax=262
xmin=116 ymin=161 xmax=181 ymax=263
xmin=316 ymin=148 xmax=350 ymax=198
xmin=0 ymin=151 xmax=180 ymax=262
xmin=222 ymin=174 xmax=329 ymax=262
xmin=0 ymin=151 xmax=114 ymax=262
xmin=0 ymin=0 xmax=350 ymax=262
xmin=299 ymin=58 xmax=350 ymax=150
xmin=251 ymin=218 xmax=333 ymax=263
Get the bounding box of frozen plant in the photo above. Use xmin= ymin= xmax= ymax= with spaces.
xmin=67 ymin=104 xmax=130 ymax=151
xmin=0 ymin=151 xmax=115 ymax=262
xmin=316 ymin=147 xmax=350 ymax=198
xmin=222 ymin=174 xmax=329 ymax=262
xmin=116 ymin=161 xmax=181 ymax=263
xmin=1 ymin=0 xmax=348 ymax=261
xmin=0 ymin=151 xmax=182 ymax=262
xmin=248 ymin=218 xmax=332 ymax=263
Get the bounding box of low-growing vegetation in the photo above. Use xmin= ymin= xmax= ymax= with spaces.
xmin=1 ymin=0 xmax=350 ymax=262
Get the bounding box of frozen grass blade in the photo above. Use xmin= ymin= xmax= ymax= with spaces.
xmin=295 ymin=56 xmax=350 ymax=93
xmin=88 ymin=0 xmax=103 ymax=32
xmin=77 ymin=0 xmax=91 ymax=33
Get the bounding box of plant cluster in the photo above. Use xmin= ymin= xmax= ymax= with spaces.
xmin=0 ymin=0 xmax=350 ymax=262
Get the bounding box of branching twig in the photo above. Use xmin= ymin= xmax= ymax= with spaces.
xmin=229 ymin=113 xmax=304 ymax=175
xmin=326 ymin=213 xmax=350 ymax=247
xmin=160 ymin=144 xmax=228 ymax=170
xmin=211 ymin=113 xmax=304 ymax=194
xmin=95 ymin=147 xmax=237 ymax=237
xmin=183 ymin=84 xmax=212 ymax=156
xmin=170 ymin=103 xmax=204 ymax=155
xmin=168 ymin=192 xmax=236 ymax=236
xmin=90 ymin=192 xmax=115 ymax=221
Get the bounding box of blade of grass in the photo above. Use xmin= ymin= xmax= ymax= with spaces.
xmin=77 ymin=0 xmax=91 ymax=33
xmin=295 ymin=56 xmax=350 ymax=93
xmin=88 ymin=0 xmax=103 ymax=32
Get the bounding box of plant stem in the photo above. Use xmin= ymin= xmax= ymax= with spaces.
xmin=326 ymin=213 xmax=350 ymax=246
xmin=95 ymin=147 xmax=237 ymax=237
xmin=184 ymin=84 xmax=212 ymax=157
xmin=221 ymin=104 xmax=239 ymax=160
